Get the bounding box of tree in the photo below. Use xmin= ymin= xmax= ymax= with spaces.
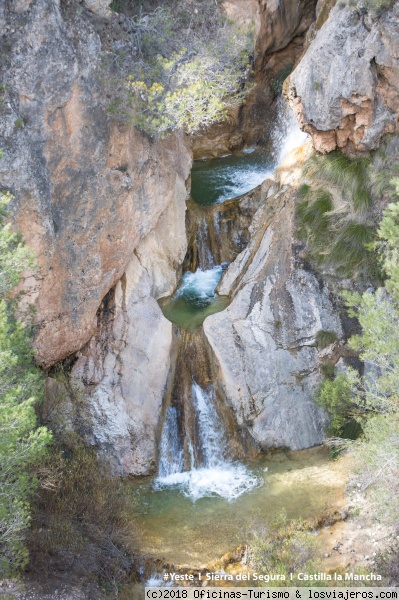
xmin=0 ymin=190 xmax=51 ymax=576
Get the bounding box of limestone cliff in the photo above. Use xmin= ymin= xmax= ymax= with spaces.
xmin=2 ymin=0 xmax=393 ymax=476
xmin=0 ymin=0 xmax=191 ymax=369
xmin=287 ymin=1 xmax=399 ymax=153
xmin=203 ymin=148 xmax=342 ymax=451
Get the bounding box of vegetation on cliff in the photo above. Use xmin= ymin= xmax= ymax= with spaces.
xmin=0 ymin=190 xmax=51 ymax=576
xmin=314 ymin=178 xmax=399 ymax=581
xmin=104 ymin=0 xmax=254 ymax=137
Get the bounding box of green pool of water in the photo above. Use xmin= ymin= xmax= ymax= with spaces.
xmin=126 ymin=447 xmax=346 ymax=567
xmin=191 ymin=148 xmax=273 ymax=206
xmin=159 ymin=294 xmax=229 ymax=330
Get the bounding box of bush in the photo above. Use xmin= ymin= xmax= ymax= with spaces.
xmin=28 ymin=435 xmax=135 ymax=595
xmin=103 ymin=1 xmax=254 ymax=137
xmin=0 ymin=191 xmax=51 ymax=576
xmin=316 ymin=329 xmax=338 ymax=349
xmin=248 ymin=511 xmax=320 ymax=585
xmin=329 ymin=221 xmax=375 ymax=274
xmin=315 ymin=372 xmax=359 ymax=436
xmin=295 ymin=149 xmax=391 ymax=278
xmin=303 ymin=151 xmax=372 ymax=212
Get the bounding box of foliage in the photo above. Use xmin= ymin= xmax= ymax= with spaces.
xmin=349 ymin=0 xmax=394 ymax=11
xmin=248 ymin=511 xmax=320 ymax=585
xmin=316 ymin=329 xmax=338 ymax=349
xmin=330 ymin=221 xmax=375 ymax=274
xmin=315 ymin=371 xmax=361 ymax=436
xmin=351 ymin=414 xmax=399 ymax=524
xmin=294 ymin=147 xmax=399 ymax=278
xmin=104 ymin=1 xmax=254 ymax=137
xmin=28 ymin=434 xmax=135 ymax=596
xmin=0 ymin=190 xmax=51 ymax=576
xmin=303 ymin=150 xmax=372 ymax=212
xmin=0 ymin=191 xmax=35 ymax=297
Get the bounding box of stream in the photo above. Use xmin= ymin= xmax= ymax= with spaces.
xmin=127 ymin=101 xmax=345 ymax=584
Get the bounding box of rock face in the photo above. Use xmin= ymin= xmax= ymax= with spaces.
xmin=203 ymin=152 xmax=342 ymax=451
xmin=0 ymin=0 xmax=191 ymax=368
xmin=287 ymin=2 xmax=399 ymax=153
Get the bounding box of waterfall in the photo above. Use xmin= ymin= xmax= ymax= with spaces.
xmin=271 ymin=95 xmax=309 ymax=167
xmin=191 ymin=382 xmax=225 ymax=468
xmin=173 ymin=263 xmax=227 ymax=307
xmin=158 ymin=406 xmax=184 ymax=478
xmin=155 ymin=382 xmax=259 ymax=501
xmin=155 ymin=94 xmax=305 ymax=503
xmin=196 ymin=217 xmax=214 ymax=270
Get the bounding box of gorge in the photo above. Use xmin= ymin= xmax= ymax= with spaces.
xmin=1 ymin=0 xmax=399 ymax=597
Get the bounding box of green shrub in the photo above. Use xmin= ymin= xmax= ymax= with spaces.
xmin=103 ymin=2 xmax=254 ymax=138
xmin=0 ymin=191 xmax=51 ymax=576
xmin=351 ymin=0 xmax=393 ymax=10
xmin=320 ymin=363 xmax=335 ymax=378
xmin=314 ymin=372 xmax=357 ymax=436
xmin=329 ymin=221 xmax=375 ymax=273
xmin=303 ymin=151 xmax=372 ymax=212
xmin=296 ymin=187 xmax=334 ymax=253
xmin=248 ymin=511 xmax=321 ymax=585
xmin=316 ymin=330 xmax=338 ymax=349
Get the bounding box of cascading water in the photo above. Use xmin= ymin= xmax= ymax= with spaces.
xmin=190 ymin=99 xmax=308 ymax=207
xmin=158 ymin=406 xmax=184 ymax=478
xmin=156 ymin=95 xmax=308 ymax=502
xmin=155 ymin=382 xmax=259 ymax=501
xmin=174 ymin=263 xmax=227 ymax=307
xmin=195 ymin=217 xmax=214 ymax=270
xmin=271 ymin=95 xmax=309 ymax=166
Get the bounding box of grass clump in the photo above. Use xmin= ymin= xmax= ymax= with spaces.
xmin=329 ymin=221 xmax=374 ymax=273
xmin=316 ymin=330 xmax=338 ymax=349
xmin=296 ymin=186 xmax=334 ymax=254
xmin=303 ymin=151 xmax=372 ymax=212
xmin=295 ymin=146 xmax=399 ymax=278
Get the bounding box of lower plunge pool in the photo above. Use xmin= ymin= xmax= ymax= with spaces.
xmin=126 ymin=447 xmax=347 ymax=568
xmin=159 ymin=264 xmax=229 ymax=329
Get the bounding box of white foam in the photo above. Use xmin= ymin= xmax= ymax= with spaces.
xmin=155 ymin=464 xmax=259 ymax=502
xmin=272 ymin=96 xmax=309 ymax=167
xmin=174 ymin=265 xmax=227 ymax=304
xmin=217 ymin=167 xmax=273 ymax=203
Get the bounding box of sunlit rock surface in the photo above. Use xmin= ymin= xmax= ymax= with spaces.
xmin=0 ymin=0 xmax=191 ymax=367
xmin=287 ymin=2 xmax=399 ymax=153
xmin=204 ymin=157 xmax=342 ymax=451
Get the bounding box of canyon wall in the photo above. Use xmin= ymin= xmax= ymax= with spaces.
xmin=287 ymin=1 xmax=399 ymax=153
xmin=192 ymin=0 xmax=317 ymax=157
xmin=3 ymin=0 xmax=395 ymax=475
xmin=0 ymin=0 xmax=191 ymax=370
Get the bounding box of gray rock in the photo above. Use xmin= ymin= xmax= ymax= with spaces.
xmin=204 ymin=184 xmax=342 ymax=450
xmin=287 ymin=2 xmax=399 ymax=152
